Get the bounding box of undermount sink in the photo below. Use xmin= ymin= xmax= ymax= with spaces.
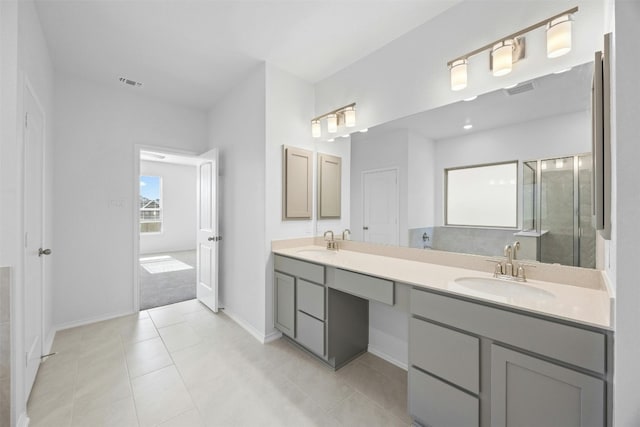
xmin=453 ymin=277 xmax=554 ymax=299
xmin=296 ymin=248 xmax=337 ymax=256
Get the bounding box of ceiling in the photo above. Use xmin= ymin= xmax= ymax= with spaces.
xmin=35 ymin=0 xmax=459 ymax=110
xmin=361 ymin=61 xmax=593 ymax=141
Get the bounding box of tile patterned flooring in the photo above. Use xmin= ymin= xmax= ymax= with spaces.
xmin=27 ymin=300 xmax=411 ymax=426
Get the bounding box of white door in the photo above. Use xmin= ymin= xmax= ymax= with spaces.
xmin=23 ymin=84 xmax=47 ymax=397
xmin=196 ymin=149 xmax=219 ymax=312
xmin=362 ymin=168 xmax=399 ymax=245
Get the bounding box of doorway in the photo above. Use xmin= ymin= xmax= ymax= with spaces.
xmin=361 ymin=168 xmax=399 ymax=245
xmin=23 ymin=81 xmax=48 ymax=398
xmin=135 ymin=148 xmax=219 ymax=312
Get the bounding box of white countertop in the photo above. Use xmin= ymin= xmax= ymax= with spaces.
xmin=273 ymin=245 xmax=612 ymax=331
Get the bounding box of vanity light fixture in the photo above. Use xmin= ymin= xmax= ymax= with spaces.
xmin=311 ymin=120 xmax=321 ymax=138
xmin=450 ymin=59 xmax=468 ymax=91
xmin=492 ymin=40 xmax=514 ymax=76
xmin=310 ymin=102 xmax=357 ymax=138
xmin=327 ymin=114 xmax=338 ymax=133
xmin=447 ymin=6 xmax=578 ymax=91
xmin=547 ymin=15 xmax=573 ymax=58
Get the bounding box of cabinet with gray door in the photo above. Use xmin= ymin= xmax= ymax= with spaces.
xmin=274 ymin=255 xmax=368 ymax=368
xmin=409 ymin=286 xmax=612 ymax=427
xmin=491 ymin=345 xmax=605 ymax=427
xmin=274 ymin=272 xmax=295 ymax=337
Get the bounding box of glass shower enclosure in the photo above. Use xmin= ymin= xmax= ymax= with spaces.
xmin=522 ymin=154 xmax=595 ymax=268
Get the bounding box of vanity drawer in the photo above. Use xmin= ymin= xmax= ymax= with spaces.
xmin=409 ymin=366 xmax=479 ymax=427
xmin=274 ymin=255 xmax=325 ymax=284
xmin=410 ymin=288 xmax=606 ymax=373
xmin=410 ymin=318 xmax=479 ymax=394
xmin=331 ymin=269 xmax=394 ymax=305
xmin=297 ymin=279 xmax=325 ymax=320
xmin=296 ymin=311 xmax=325 ymax=356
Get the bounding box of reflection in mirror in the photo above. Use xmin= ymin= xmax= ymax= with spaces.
xmin=445 ymin=161 xmax=518 ymax=228
xmin=348 ymin=62 xmax=596 ymax=268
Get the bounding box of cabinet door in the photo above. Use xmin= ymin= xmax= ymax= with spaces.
xmin=491 ymin=345 xmax=604 ymax=427
xmin=274 ymin=272 xmax=295 ymax=337
xmin=283 ymin=146 xmax=313 ymax=219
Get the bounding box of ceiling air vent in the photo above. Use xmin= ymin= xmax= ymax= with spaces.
xmin=119 ymin=77 xmax=143 ymax=88
xmin=505 ymin=82 xmax=534 ymax=96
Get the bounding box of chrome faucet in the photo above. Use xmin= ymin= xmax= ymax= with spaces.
xmin=324 ymin=230 xmax=337 ymax=250
xmin=342 ymin=229 xmax=351 ymax=241
xmin=493 ymin=241 xmax=527 ymax=282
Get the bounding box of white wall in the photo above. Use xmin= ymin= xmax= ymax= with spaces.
xmin=612 ymin=1 xmax=640 ymax=424
xmin=350 ymin=129 xmax=409 ymax=245
xmin=264 ymin=64 xmax=350 ymax=336
xmin=315 ymin=0 xmax=604 ymax=133
xmin=52 ymin=75 xmax=208 ymax=327
xmin=434 ymin=110 xmax=591 ymax=226
xmin=408 ymin=132 xmax=435 ymax=229
xmin=139 ymin=161 xmax=197 ymax=255
xmin=208 ymin=64 xmax=268 ymax=338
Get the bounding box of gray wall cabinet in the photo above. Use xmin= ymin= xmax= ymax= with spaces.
xmin=274 ymin=255 xmax=368 ymax=368
xmin=409 ymin=286 xmax=612 ymax=427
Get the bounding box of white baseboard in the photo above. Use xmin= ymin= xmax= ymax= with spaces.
xmin=43 ymin=328 xmax=56 ymax=356
xmin=220 ymin=306 xmax=280 ymax=344
xmin=53 ymin=309 xmax=135 ymax=332
xmin=367 ymin=345 xmax=408 ymax=371
xmin=17 ymin=412 xmax=29 ymax=427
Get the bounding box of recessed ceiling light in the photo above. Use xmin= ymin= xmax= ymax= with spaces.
xmin=553 ymin=67 xmax=572 ymax=74
xmin=359 ymin=128 xmax=369 ymax=133
xmin=463 ymin=96 xmax=478 ymax=102
xmin=463 ymin=124 xmax=473 ymax=130
xmin=503 ymin=83 xmax=518 ymax=89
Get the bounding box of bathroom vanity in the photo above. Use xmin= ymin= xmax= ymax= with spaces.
xmin=272 ymin=243 xmax=613 ymax=427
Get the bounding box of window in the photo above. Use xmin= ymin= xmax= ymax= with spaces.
xmin=140 ymin=175 xmax=162 ymax=233
xmin=445 ymin=161 xmax=518 ymax=228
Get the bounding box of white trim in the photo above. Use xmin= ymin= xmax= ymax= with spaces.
xmin=367 ymin=345 xmax=408 ymax=371
xmin=43 ymin=328 xmax=55 ymax=356
xmin=17 ymin=412 xmax=30 ymax=427
xmin=220 ymin=306 xmax=280 ymax=344
xmin=53 ymin=309 xmax=135 ymax=332
xmin=132 ymin=144 xmax=200 ymax=313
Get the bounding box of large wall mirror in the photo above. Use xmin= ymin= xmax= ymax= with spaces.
xmin=345 ymin=61 xmax=597 ymax=268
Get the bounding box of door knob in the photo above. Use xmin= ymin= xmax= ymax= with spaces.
xmin=208 ymin=237 xmax=215 ymax=241
xmin=363 ymin=226 xmax=369 ymax=230
xmin=38 ymin=248 xmax=52 ymax=257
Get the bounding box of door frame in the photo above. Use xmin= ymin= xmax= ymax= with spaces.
xmin=360 ymin=167 xmax=400 ymax=246
xmin=21 ymin=75 xmax=48 ymax=398
xmin=132 ymin=145 xmax=200 ymax=312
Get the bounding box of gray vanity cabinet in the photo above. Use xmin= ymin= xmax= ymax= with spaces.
xmin=274 ymin=272 xmax=295 ymax=337
xmin=409 ymin=286 xmax=611 ymax=427
xmin=274 ymin=255 xmax=369 ymax=369
xmin=491 ymin=345 xmax=605 ymax=427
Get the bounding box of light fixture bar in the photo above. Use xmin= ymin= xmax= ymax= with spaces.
xmin=446 ymin=6 xmax=578 ymax=67
xmin=311 ymin=102 xmax=356 ymax=123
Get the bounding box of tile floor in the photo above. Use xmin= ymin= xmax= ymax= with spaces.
xmin=139 ymin=250 xmax=197 ymax=310
xmin=27 ymin=299 xmax=411 ymax=427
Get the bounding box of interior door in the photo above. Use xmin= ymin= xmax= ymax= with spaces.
xmin=196 ymin=149 xmax=219 ymax=312
xmin=23 ymin=84 xmax=47 ymax=397
xmin=362 ymin=169 xmax=399 ymax=245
